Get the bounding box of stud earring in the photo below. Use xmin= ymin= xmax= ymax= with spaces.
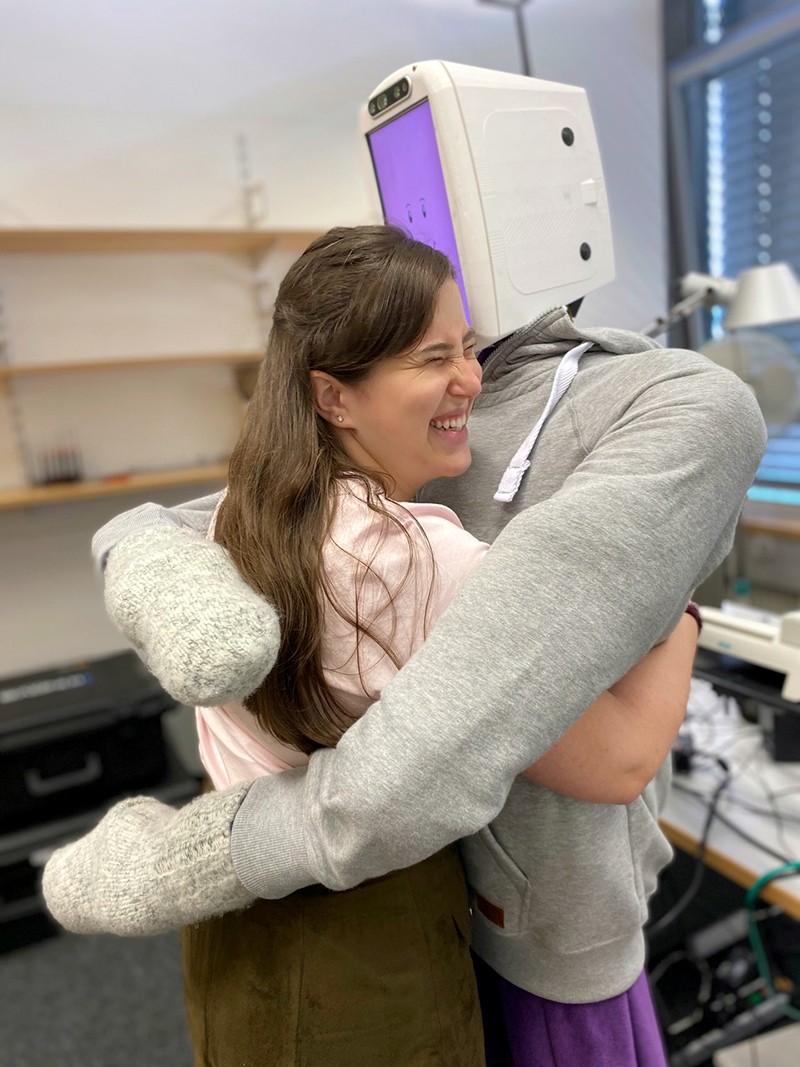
xmin=336 ymin=415 xmax=344 ymax=423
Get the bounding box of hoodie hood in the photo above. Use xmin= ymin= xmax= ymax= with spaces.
xmin=480 ymin=306 xmax=664 ymax=384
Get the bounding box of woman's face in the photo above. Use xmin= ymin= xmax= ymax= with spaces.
xmin=336 ymin=279 xmax=482 ymax=500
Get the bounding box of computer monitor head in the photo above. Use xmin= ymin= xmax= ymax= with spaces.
xmin=360 ymin=60 xmax=615 ymax=349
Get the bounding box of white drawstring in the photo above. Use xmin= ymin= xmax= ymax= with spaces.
xmin=494 ymin=341 xmax=593 ymax=503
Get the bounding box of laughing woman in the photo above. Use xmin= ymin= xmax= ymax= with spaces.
xmin=75 ymin=226 xmax=700 ymax=1066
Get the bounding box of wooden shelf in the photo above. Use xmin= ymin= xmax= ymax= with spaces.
xmin=0 ymin=464 xmax=229 ymax=511
xmin=0 ymin=225 xmax=317 ymax=512
xmin=0 ymin=228 xmax=320 ymax=255
xmin=0 ymin=351 xmax=262 ymax=379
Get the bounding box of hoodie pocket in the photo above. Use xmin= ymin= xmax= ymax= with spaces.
xmin=458 ymin=825 xmax=531 ymax=936
xmin=629 ymin=790 xmax=674 ymax=921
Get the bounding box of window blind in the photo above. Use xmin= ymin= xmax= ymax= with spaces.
xmin=682 ymin=16 xmax=800 ymax=502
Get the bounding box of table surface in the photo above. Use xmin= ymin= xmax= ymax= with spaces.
xmin=740 ymin=500 xmax=800 ymax=541
xmin=660 ymin=675 xmax=800 ymax=920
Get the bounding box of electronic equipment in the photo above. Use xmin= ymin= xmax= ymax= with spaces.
xmin=359 ymin=60 xmax=615 ymax=349
xmin=669 ymin=994 xmax=791 ymax=1066
xmin=697 ymin=605 xmax=800 ymax=702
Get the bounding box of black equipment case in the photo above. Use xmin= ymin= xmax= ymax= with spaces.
xmin=0 ymin=650 xmax=200 ymax=951
xmin=0 ymin=651 xmax=177 ymax=832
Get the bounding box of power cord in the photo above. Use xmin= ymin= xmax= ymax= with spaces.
xmin=745 ymin=862 xmax=800 ymax=1022
xmin=671 ymin=782 xmax=796 ymax=865
xmin=648 ymin=756 xmax=731 ymax=938
xmin=650 ymin=950 xmax=713 ymax=1036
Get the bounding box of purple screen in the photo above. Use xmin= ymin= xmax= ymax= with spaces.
xmin=367 ymin=99 xmax=469 ymax=319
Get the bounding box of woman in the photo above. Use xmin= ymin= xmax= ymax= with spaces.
xmin=180 ymin=225 xmax=698 ymax=1066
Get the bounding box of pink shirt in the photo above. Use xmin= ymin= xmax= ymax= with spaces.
xmin=197 ymin=482 xmax=489 ymax=788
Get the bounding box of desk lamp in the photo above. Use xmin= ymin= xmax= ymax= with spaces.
xmin=642 ymin=261 xmax=800 ymax=338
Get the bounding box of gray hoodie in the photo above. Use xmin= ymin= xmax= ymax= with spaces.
xmin=92 ymin=307 xmax=766 ymax=1001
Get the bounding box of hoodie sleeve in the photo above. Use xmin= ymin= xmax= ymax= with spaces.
xmin=91 ymin=492 xmax=223 ymax=571
xmin=230 ymin=358 xmax=767 ymax=897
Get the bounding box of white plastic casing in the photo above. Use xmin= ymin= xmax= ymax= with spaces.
xmin=359 ymin=60 xmax=615 ymax=348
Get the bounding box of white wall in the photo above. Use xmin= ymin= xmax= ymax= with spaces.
xmin=0 ymin=0 xmax=666 ymax=678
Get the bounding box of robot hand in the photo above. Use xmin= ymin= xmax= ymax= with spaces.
xmin=104 ymin=525 xmax=281 ymax=707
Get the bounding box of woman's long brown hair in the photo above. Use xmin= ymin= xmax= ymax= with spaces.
xmin=214 ymin=225 xmax=455 ymax=753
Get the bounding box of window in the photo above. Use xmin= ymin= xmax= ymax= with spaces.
xmin=668 ymin=2 xmax=800 ymax=505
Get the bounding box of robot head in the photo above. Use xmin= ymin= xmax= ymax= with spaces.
xmin=360 ymin=60 xmax=615 ymax=349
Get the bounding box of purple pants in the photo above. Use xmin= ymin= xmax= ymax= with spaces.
xmin=473 ymin=954 xmax=668 ymax=1067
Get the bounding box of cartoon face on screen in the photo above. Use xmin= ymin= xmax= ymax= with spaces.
xmin=367 ymin=100 xmax=470 ymax=321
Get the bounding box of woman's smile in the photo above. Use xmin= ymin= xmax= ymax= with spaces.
xmin=333 ymin=279 xmax=483 ymax=499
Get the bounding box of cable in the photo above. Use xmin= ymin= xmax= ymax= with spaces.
xmin=675 ymin=785 xmax=794 ymax=863
xmin=650 ymin=949 xmax=691 ymax=987
xmin=722 ymin=795 xmax=800 ymax=826
xmin=648 ymin=758 xmax=731 ymax=938
xmin=650 ymin=950 xmax=713 ymax=1036
xmin=672 ymin=780 xmax=800 ymax=827
xmin=767 ymin=785 xmax=800 ymax=800
xmin=745 ymin=862 xmax=800 ymax=1022
xmin=671 ymin=782 xmax=796 ymax=865
xmin=741 ymin=746 xmax=800 ymax=858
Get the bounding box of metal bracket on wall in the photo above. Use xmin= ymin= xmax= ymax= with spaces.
xmin=0 ymin=288 xmax=34 ymax=484
xmin=237 ymin=133 xmax=274 ymax=349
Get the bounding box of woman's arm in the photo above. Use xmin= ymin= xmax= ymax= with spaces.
xmin=522 ymin=610 xmax=700 ymax=804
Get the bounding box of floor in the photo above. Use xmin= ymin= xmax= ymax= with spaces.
xmin=0 ymin=924 xmax=193 ymax=1067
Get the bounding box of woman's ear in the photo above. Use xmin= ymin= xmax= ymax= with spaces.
xmin=310 ymin=371 xmax=348 ymax=426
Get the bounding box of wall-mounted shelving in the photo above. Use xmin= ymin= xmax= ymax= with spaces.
xmin=0 ymin=228 xmax=320 ymax=255
xmin=0 ymin=463 xmax=229 ymax=512
xmin=0 ymin=351 xmax=262 ymax=380
xmin=0 ymin=225 xmax=320 ymax=511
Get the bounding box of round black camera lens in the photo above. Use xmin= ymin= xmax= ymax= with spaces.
xmin=380 ymin=94 xmax=388 ymax=108
xmin=400 ymin=79 xmax=409 ymax=94
xmin=393 ymin=86 xmax=401 ymax=100
xmin=369 ymin=100 xmax=378 ymax=115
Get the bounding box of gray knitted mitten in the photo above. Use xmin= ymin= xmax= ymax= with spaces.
xmin=105 ymin=526 xmax=281 ymax=707
xmin=41 ymin=786 xmax=256 ymax=936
